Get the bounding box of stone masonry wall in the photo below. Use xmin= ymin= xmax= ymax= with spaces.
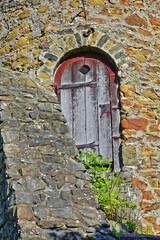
xmin=0 ymin=0 xmax=160 ymax=236
xmin=0 ymin=68 xmax=114 ymax=239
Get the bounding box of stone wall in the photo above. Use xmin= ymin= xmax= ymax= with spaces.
xmin=0 ymin=0 xmax=160 ymax=236
xmin=0 ymin=68 xmax=113 ymax=239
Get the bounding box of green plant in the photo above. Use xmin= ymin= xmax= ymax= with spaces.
xmin=78 ymin=151 xmax=136 ymax=223
xmin=125 ymin=221 xmax=137 ymax=233
xmin=143 ymin=225 xmax=155 ymax=235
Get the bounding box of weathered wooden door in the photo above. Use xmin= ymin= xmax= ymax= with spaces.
xmin=54 ymin=56 xmax=119 ymax=168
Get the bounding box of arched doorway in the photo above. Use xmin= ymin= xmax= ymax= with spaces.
xmin=54 ymin=52 xmax=120 ymax=170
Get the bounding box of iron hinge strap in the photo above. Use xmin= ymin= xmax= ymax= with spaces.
xmin=76 ymin=141 xmax=99 ymax=149
xmin=57 ymin=81 xmax=97 ymax=90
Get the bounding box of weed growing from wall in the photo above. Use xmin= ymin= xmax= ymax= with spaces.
xmin=78 ymin=151 xmax=137 ymax=232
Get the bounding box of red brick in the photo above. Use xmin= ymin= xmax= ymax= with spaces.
xmin=132 ymin=177 xmax=147 ymax=190
xmin=146 ymin=202 xmax=160 ymax=211
xmin=139 ymin=201 xmax=150 ymax=209
xmin=146 ymin=66 xmax=160 ymax=73
xmin=121 ymin=118 xmax=149 ymax=131
xmin=133 ymin=103 xmax=142 ymax=109
xmin=101 ymin=7 xmax=109 ymax=15
xmin=44 ymin=40 xmax=49 ymax=49
xmin=154 ymin=189 xmax=160 ymax=197
xmin=88 ymin=18 xmax=106 ymax=24
xmin=143 ymin=217 xmax=156 ymax=225
xmin=149 ymin=123 xmax=158 ymax=131
xmin=119 ymin=0 xmax=129 ymax=6
xmin=125 ymin=15 xmax=148 ymax=28
xmin=120 ymin=99 xmax=132 ymax=106
xmin=142 ymin=191 xmax=154 ymax=200
xmin=135 ymin=63 xmax=141 ymax=72
xmin=154 ymin=225 xmax=160 ymax=231
xmin=150 ymin=16 xmax=160 ymax=26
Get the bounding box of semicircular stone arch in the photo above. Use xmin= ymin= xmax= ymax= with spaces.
xmin=37 ymin=28 xmax=128 ymax=89
xmin=52 ymin=46 xmax=121 ymax=171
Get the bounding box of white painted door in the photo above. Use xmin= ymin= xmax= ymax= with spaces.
xmin=57 ymin=57 xmax=113 ymax=162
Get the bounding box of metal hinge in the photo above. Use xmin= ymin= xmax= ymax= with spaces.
xmin=57 ymin=81 xmax=97 ymax=90
xmin=99 ymin=103 xmax=110 ymax=114
xmin=76 ymin=141 xmax=99 ymax=149
xmin=112 ymin=136 xmax=120 ymax=139
xmin=112 ymin=106 xmax=119 ymax=110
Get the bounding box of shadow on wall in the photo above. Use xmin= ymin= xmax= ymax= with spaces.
xmin=0 ymin=132 xmax=20 ymax=240
xmin=30 ymin=227 xmax=160 ymax=240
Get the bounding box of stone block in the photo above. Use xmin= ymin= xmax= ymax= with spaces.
xmin=37 ymin=219 xmax=63 ymax=228
xmin=13 ymin=37 xmax=28 ymax=50
xmin=82 ymin=217 xmax=100 ymax=227
xmin=61 ymin=147 xmax=78 ymax=156
xmin=72 ymin=189 xmax=98 ymax=207
xmin=121 ymin=118 xmax=149 ymax=131
xmin=79 ymin=207 xmax=97 ymax=219
xmin=49 ymin=45 xmax=63 ymax=57
xmin=142 ymin=191 xmax=154 ymax=200
xmin=75 ymin=33 xmax=82 ymax=47
xmin=42 ymin=155 xmax=64 ymax=164
xmin=40 ymin=163 xmax=62 ymax=175
xmin=37 ymin=103 xmax=52 ymax=112
xmin=10 ymin=193 xmax=39 ymax=205
xmin=149 ymin=179 xmax=159 ymax=188
xmin=122 ymin=146 xmax=138 ymax=166
xmin=51 ymin=207 xmax=79 ymax=220
xmin=17 ymin=205 xmax=34 ymax=220
xmin=66 ymin=160 xmax=85 ymax=171
xmin=26 ymin=177 xmax=45 ymax=192
xmin=132 ymin=177 xmax=147 ymax=190
xmin=1 ymin=130 xmax=19 ymax=143
xmin=38 ymin=5 xmax=48 ymax=14
xmin=65 ymin=34 xmax=77 ymax=50
xmin=97 ymin=34 xmax=109 ymax=47
xmin=142 ymin=146 xmax=157 ymax=157
xmin=125 ymin=15 xmax=148 ymax=28
xmin=87 ymin=0 xmax=105 ymax=5
xmin=0 ymin=112 xmax=8 ymax=121
xmin=42 ymin=176 xmax=56 ymax=189
xmin=33 ymin=205 xmax=47 ymax=220
xmin=44 ymin=53 xmax=58 ymax=62
xmin=6 ymin=29 xmax=19 ymax=41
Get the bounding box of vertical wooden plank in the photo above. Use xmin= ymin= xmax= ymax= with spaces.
xmin=60 ymin=62 xmax=73 ymax=136
xmin=72 ymin=58 xmax=86 ymax=146
xmin=110 ymin=74 xmax=120 ymax=171
xmin=85 ymin=59 xmax=99 ymax=153
xmin=96 ymin=60 xmax=113 ymax=161
xmin=112 ymin=108 xmax=120 ymax=171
